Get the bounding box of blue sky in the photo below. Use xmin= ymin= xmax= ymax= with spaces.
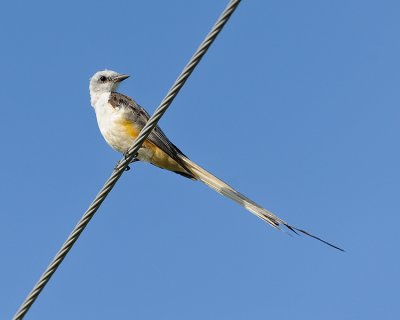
xmin=1 ymin=1 xmax=399 ymax=319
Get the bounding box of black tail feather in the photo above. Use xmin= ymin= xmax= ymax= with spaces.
xmin=284 ymin=223 xmax=345 ymax=252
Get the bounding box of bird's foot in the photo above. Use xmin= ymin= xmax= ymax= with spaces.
xmin=123 ymin=151 xmax=130 ymax=160
xmin=114 ymin=159 xmax=132 ymax=171
xmin=114 ymin=152 xmax=139 ymax=171
xmin=114 ymin=161 xmax=131 ymax=172
xmin=123 ymin=151 xmax=139 ymax=162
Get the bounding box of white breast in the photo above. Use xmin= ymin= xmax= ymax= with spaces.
xmin=91 ymin=92 xmax=156 ymax=163
xmin=93 ymin=92 xmax=134 ymax=153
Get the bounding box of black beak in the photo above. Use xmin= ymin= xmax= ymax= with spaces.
xmin=113 ymin=74 xmax=130 ymax=83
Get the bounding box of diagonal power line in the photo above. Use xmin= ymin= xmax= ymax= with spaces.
xmin=13 ymin=1 xmax=242 ymax=319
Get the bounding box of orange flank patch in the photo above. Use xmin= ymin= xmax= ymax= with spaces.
xmin=119 ymin=119 xmax=140 ymax=139
xmin=118 ymin=119 xmax=187 ymax=174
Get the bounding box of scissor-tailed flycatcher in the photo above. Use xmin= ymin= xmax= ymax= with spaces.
xmin=89 ymin=69 xmax=342 ymax=251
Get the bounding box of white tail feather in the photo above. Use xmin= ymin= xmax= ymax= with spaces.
xmin=179 ymin=156 xmax=286 ymax=229
xmin=178 ymin=155 xmax=344 ymax=251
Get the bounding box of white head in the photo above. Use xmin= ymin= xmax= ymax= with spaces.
xmin=89 ymin=70 xmax=129 ymax=105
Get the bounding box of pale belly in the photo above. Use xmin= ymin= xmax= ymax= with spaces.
xmin=100 ymin=120 xmax=156 ymax=164
xmin=95 ymin=103 xmax=153 ymax=162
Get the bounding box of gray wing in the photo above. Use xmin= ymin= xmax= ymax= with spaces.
xmin=109 ymin=92 xmax=190 ymax=166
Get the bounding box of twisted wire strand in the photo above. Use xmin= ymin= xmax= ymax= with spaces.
xmin=13 ymin=1 xmax=241 ymax=319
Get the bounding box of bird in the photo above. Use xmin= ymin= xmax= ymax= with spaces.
xmin=89 ymin=69 xmax=343 ymax=251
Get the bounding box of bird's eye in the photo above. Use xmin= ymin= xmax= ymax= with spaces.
xmin=99 ymin=76 xmax=107 ymax=82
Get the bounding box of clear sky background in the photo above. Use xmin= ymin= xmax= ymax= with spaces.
xmin=1 ymin=1 xmax=399 ymax=319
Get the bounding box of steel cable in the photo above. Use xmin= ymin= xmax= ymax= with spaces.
xmin=13 ymin=1 xmax=241 ymax=319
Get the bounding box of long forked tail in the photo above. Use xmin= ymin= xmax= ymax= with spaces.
xmin=179 ymin=155 xmax=344 ymax=251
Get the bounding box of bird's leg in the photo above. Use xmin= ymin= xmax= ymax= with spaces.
xmin=125 ymin=157 xmax=139 ymax=171
xmin=114 ymin=152 xmax=139 ymax=171
xmin=124 ymin=152 xmax=140 ymax=171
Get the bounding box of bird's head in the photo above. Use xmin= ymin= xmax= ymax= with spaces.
xmin=89 ymin=70 xmax=129 ymax=102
